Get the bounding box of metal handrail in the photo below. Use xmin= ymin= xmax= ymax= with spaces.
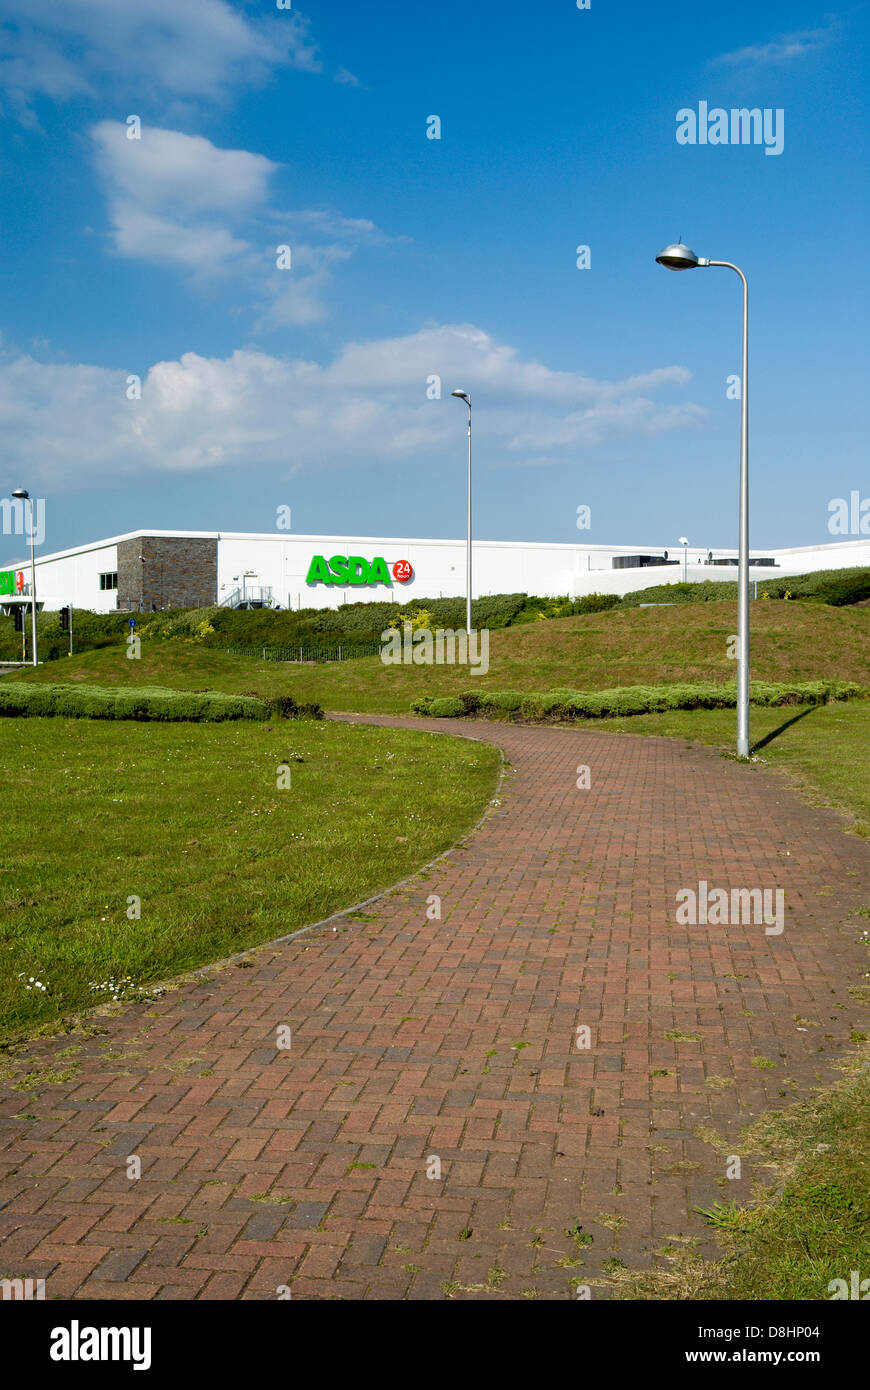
xmin=219 ymin=585 xmax=276 ymax=608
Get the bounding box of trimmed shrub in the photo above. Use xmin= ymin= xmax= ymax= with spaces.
xmin=481 ymin=690 xmax=525 ymax=713
xmin=296 ymin=702 xmax=325 ymax=720
xmin=0 ymin=683 xmax=326 ymax=722
xmin=412 ymin=680 xmax=868 ymax=722
xmin=263 ymin=693 xmax=324 ymax=720
xmin=571 ymin=593 xmax=622 ymax=615
xmin=427 ymin=696 xmax=465 ymax=718
xmin=0 ymin=683 xmax=274 ymax=722
xmin=453 ymin=692 xmax=482 ymax=715
xmin=620 ymin=567 xmax=870 ymax=609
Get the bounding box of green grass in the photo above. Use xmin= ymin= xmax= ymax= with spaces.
xmin=608 ymin=1050 xmax=870 ymax=1300
xmin=0 ymin=718 xmax=499 ymax=1042
xmin=8 ymin=600 xmax=870 ymax=714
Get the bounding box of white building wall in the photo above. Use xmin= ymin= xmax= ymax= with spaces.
xmin=216 ymin=534 xmax=833 ymax=608
xmin=3 ymin=541 xmax=120 ymax=613
xmin=6 ymin=530 xmax=869 ymax=613
xmin=217 ymin=534 xmax=650 ymax=609
xmin=765 ymin=540 xmax=870 ymax=573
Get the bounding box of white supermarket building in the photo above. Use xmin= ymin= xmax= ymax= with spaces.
xmin=2 ymin=530 xmax=869 ymax=615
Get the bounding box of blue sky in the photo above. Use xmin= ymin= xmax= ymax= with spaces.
xmin=0 ymin=0 xmax=867 ymax=564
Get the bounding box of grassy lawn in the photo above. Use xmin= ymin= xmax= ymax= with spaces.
xmin=0 ymin=718 xmax=500 ymax=1043
xmin=9 ymin=599 xmax=869 ymax=714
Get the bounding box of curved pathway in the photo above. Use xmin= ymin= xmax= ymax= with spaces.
xmin=1 ymin=715 xmax=869 ymax=1300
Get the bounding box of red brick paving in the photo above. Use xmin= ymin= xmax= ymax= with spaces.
xmin=1 ymin=716 xmax=869 ymax=1300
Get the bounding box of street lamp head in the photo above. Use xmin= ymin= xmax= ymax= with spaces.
xmin=451 ymin=389 xmax=470 ymax=402
xmin=679 ymin=536 xmax=689 ymax=546
xmin=656 ymin=243 xmax=703 ymax=271
xmin=11 ymin=487 xmax=29 ymax=499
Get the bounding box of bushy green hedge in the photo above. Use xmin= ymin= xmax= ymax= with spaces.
xmin=763 ymin=567 xmax=870 ymax=606
xmin=620 ymin=568 xmax=870 ymax=608
xmin=427 ymin=697 xmax=465 ymax=718
xmin=0 ymin=683 xmax=323 ymax=722
xmin=412 ymin=680 xmax=868 ymax=722
xmin=0 ymin=590 xmax=626 ymax=663
xmin=620 ymin=580 xmax=736 ymax=606
xmin=261 ymin=694 xmax=324 ymax=721
xmin=0 ymin=608 xmax=134 ymax=663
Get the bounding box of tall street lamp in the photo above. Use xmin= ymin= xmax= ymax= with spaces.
xmin=451 ymin=389 xmax=473 ymax=635
xmin=656 ymin=243 xmax=750 ymax=757
xmin=11 ymin=487 xmax=38 ymax=666
xmin=679 ymin=535 xmax=689 ymax=583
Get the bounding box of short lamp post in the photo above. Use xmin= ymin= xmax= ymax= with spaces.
xmin=11 ymin=488 xmax=37 ymax=666
xmin=656 ymin=243 xmax=750 ymax=757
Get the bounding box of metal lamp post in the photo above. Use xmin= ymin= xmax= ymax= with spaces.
xmin=656 ymin=243 xmax=750 ymax=757
xmin=451 ymin=389 xmax=473 ymax=635
xmin=679 ymin=535 xmax=689 ymax=583
xmin=11 ymin=488 xmax=37 ymax=666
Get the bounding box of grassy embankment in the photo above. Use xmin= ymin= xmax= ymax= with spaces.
xmin=8 ymin=601 xmax=867 ymax=831
xmin=8 ymin=599 xmax=870 ymax=713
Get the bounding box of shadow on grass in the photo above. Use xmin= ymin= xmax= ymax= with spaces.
xmin=751 ymin=704 xmax=818 ymax=754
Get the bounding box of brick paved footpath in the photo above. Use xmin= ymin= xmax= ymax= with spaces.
xmin=1 ymin=715 xmax=869 ymax=1301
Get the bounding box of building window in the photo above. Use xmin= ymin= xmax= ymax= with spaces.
xmin=99 ymin=572 xmax=118 ymax=590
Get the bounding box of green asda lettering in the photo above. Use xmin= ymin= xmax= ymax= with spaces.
xmin=306 ymin=555 xmax=393 ymax=587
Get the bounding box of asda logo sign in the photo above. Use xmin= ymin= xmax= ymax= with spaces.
xmin=305 ymin=555 xmax=413 ymax=587
xmin=0 ymin=570 xmax=23 ymax=597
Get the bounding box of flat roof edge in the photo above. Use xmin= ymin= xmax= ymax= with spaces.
xmin=5 ymin=530 xmax=869 ymax=568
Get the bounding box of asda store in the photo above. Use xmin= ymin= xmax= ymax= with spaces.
xmin=3 ymin=529 xmax=868 ymax=615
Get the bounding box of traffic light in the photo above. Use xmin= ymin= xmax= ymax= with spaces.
xmin=13 ymin=606 xmax=23 ymax=632
xmin=59 ymin=607 xmax=70 ymax=632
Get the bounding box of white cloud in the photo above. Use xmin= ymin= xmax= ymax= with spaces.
xmin=273 ymin=209 xmax=380 ymax=240
xmin=91 ymin=122 xmax=277 ymax=217
xmin=90 ymin=122 xmax=384 ymax=313
xmin=321 ymin=325 xmax=692 ymax=403
xmin=0 ymin=326 xmax=703 ymax=499
xmin=0 ymin=0 xmax=321 ymax=119
xmin=255 ymin=243 xmax=357 ymax=328
xmin=713 ymin=22 xmax=837 ymax=68
xmin=90 ymin=122 xmax=278 ymax=277
xmin=108 ymin=204 xmax=253 ymax=275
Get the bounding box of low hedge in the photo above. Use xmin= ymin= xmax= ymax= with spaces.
xmin=0 ymin=683 xmax=324 ymax=722
xmin=412 ymin=680 xmax=868 ymax=722
xmin=620 ymin=567 xmax=870 ymax=608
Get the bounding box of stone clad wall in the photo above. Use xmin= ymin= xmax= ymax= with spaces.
xmin=117 ymin=537 xmax=217 ymax=612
